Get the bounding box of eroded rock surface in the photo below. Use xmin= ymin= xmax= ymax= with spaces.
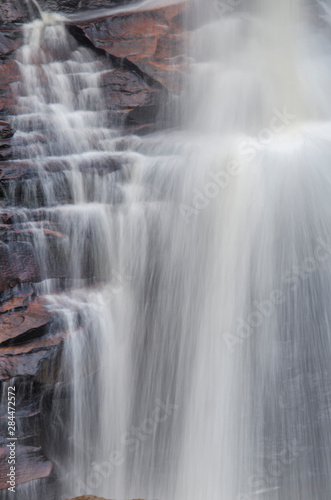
xmin=0 ymin=0 xmax=29 ymax=23
xmin=77 ymin=2 xmax=188 ymax=92
xmin=0 ymin=294 xmax=51 ymax=345
xmin=0 ymin=0 xmax=188 ymax=494
xmin=0 ymin=242 xmax=41 ymax=292
xmin=0 ymin=445 xmax=52 ymax=489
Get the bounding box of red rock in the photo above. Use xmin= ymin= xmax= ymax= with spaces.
xmin=78 ymin=0 xmax=137 ymax=8
xmin=0 ymin=59 xmax=20 ymax=88
xmin=0 ymin=156 xmax=123 ymax=184
xmin=77 ymin=2 xmax=188 ymax=93
xmin=0 ymin=29 xmax=23 ymax=56
xmin=0 ymin=59 xmax=20 ymax=115
xmin=0 ymin=445 xmax=52 ymax=490
xmin=0 ymin=326 xmax=69 ymax=382
xmin=0 ymin=93 xmax=17 ymax=116
xmin=0 ymin=0 xmax=28 ymax=23
xmin=0 ymin=217 xmax=70 ymax=285
xmin=0 ymin=288 xmax=34 ymax=314
xmin=0 ymin=403 xmax=41 ymax=447
xmin=0 ymin=161 xmax=31 ymax=181
xmin=0 ymin=295 xmax=52 ymax=345
xmin=0 ymin=241 xmax=41 ymax=292
xmin=0 ymin=120 xmax=14 ymax=139
xmin=39 ymin=0 xmax=83 ymax=14
xmin=9 ymin=227 xmax=66 ymax=240
xmin=0 ymin=210 xmax=15 ymax=223
xmin=101 ymin=68 xmax=164 ymax=110
xmin=0 ymin=142 xmax=13 ymax=160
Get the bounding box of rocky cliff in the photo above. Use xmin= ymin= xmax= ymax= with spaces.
xmin=0 ymin=0 xmax=188 ymax=496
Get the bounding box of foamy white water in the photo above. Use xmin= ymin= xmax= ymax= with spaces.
xmin=4 ymin=0 xmax=331 ymax=499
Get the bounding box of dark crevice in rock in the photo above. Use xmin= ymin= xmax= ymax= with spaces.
xmin=68 ymin=23 xmax=167 ymax=92
xmin=0 ymin=322 xmax=52 ymax=348
xmin=0 ymin=120 xmax=15 ymax=139
xmin=0 ymin=283 xmax=33 ymax=303
xmin=68 ymin=23 xmax=111 ymax=57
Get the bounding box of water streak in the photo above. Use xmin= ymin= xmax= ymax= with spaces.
xmin=3 ymin=1 xmax=331 ymax=500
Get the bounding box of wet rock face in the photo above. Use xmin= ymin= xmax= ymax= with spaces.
xmin=77 ymin=3 xmax=188 ymax=92
xmin=0 ymin=0 xmax=189 ymax=494
xmin=0 ymin=242 xmax=41 ymax=292
xmin=0 ymin=121 xmax=14 ymax=139
xmin=0 ymin=376 xmax=57 ymax=492
xmin=0 ymin=293 xmax=51 ymax=345
xmin=0 ymin=30 xmax=22 ymax=58
xmin=0 ymin=287 xmax=73 ymax=383
xmin=0 ymin=0 xmax=29 ymax=23
xmin=0 ymin=0 xmax=138 ymax=22
xmin=0 ymin=445 xmax=52 ymax=489
xmin=0 ymin=59 xmax=21 ymax=116
xmin=39 ymin=0 xmax=82 ymax=12
xmin=40 ymin=0 xmax=138 ymax=13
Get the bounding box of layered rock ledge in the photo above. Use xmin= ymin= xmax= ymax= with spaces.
xmin=0 ymin=0 xmax=189 ymax=494
xmin=73 ymin=2 xmax=188 ymax=92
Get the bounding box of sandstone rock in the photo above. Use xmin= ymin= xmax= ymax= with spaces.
xmin=39 ymin=0 xmax=81 ymax=13
xmin=0 ymin=0 xmax=28 ymax=23
xmin=0 ymin=2 xmax=188 ymax=497
xmin=0 ymin=241 xmax=41 ymax=292
xmin=0 ymin=160 xmax=31 ymax=181
xmin=0 ymin=221 xmax=67 ymax=241
xmin=0 ymin=445 xmax=52 ymax=489
xmin=0 ymin=0 xmax=138 ymax=21
xmin=0 ymin=387 xmax=42 ymax=446
xmin=0 ymin=326 xmax=69 ymax=382
xmin=0 ymin=59 xmax=20 ymax=116
xmin=0 ymin=294 xmax=52 ymax=345
xmin=78 ymin=0 xmax=137 ymax=9
xmin=0 ymin=29 xmax=23 ymax=56
xmin=0 ymin=210 xmax=15 ymax=223
xmin=0 ymin=142 xmax=13 ymax=161
xmin=77 ymin=2 xmax=188 ymax=93
xmin=0 ymin=287 xmax=34 ymax=313
xmin=0 ymin=216 xmax=70 ymax=282
xmin=101 ymin=68 xmax=167 ymax=129
xmin=0 ymin=120 xmax=14 ymax=139
xmin=101 ymin=68 xmax=164 ymax=109
xmin=39 ymin=0 xmax=138 ymax=14
xmin=0 ymin=59 xmax=20 ymax=86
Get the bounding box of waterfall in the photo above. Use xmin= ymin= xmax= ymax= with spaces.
xmin=4 ymin=0 xmax=331 ymax=499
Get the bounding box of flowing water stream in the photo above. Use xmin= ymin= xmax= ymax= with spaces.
xmin=3 ymin=0 xmax=331 ymax=499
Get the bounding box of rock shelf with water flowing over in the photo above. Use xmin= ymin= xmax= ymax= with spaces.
xmin=2 ymin=0 xmax=331 ymax=500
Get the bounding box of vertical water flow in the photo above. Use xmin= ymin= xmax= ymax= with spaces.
xmin=174 ymin=0 xmax=331 ymax=499
xmin=7 ymin=10 xmax=137 ymax=500
xmin=7 ymin=6 xmax=202 ymax=499
xmin=8 ymin=0 xmax=331 ymax=499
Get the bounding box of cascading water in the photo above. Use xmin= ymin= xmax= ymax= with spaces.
xmin=4 ymin=0 xmax=331 ymax=499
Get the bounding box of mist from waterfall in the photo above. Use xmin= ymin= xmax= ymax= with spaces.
xmin=5 ymin=0 xmax=331 ymax=499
